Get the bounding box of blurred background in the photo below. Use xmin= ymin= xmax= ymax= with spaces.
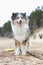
xmin=0 ymin=0 xmax=43 ymax=37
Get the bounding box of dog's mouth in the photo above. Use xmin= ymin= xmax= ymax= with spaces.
xmin=18 ymin=23 xmax=22 ymax=27
xmin=17 ymin=21 xmax=22 ymax=27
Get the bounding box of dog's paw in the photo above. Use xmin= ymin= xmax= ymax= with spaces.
xmin=15 ymin=48 xmax=20 ymax=55
xmin=22 ymin=51 xmax=26 ymax=55
xmin=21 ymin=47 xmax=27 ymax=55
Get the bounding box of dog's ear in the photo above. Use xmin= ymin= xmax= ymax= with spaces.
xmin=22 ymin=13 xmax=26 ymax=18
xmin=12 ymin=13 xmax=15 ymax=16
xmin=11 ymin=12 xmax=18 ymax=21
xmin=11 ymin=12 xmax=15 ymax=21
xmin=23 ymin=13 xmax=26 ymax=17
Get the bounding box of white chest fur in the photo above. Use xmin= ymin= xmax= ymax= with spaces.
xmin=11 ymin=23 xmax=30 ymax=42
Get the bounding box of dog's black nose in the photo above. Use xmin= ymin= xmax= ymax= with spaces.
xmin=19 ymin=20 xmax=22 ymax=24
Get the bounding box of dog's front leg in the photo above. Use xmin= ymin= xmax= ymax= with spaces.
xmin=21 ymin=39 xmax=29 ymax=55
xmin=15 ymin=40 xmax=20 ymax=55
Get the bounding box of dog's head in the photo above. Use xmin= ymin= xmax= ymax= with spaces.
xmin=11 ymin=12 xmax=28 ymax=27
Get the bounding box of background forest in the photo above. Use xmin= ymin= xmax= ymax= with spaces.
xmin=0 ymin=6 xmax=43 ymax=37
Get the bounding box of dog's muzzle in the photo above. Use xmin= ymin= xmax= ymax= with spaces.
xmin=19 ymin=20 xmax=22 ymax=24
xmin=17 ymin=20 xmax=22 ymax=27
xmin=17 ymin=20 xmax=22 ymax=24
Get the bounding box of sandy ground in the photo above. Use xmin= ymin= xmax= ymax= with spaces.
xmin=0 ymin=37 xmax=43 ymax=65
xmin=0 ymin=28 xmax=43 ymax=65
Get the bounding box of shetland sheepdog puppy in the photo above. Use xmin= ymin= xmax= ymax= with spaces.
xmin=11 ymin=12 xmax=30 ymax=55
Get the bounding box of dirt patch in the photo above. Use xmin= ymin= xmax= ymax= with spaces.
xmin=0 ymin=37 xmax=43 ymax=65
xmin=0 ymin=51 xmax=43 ymax=65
